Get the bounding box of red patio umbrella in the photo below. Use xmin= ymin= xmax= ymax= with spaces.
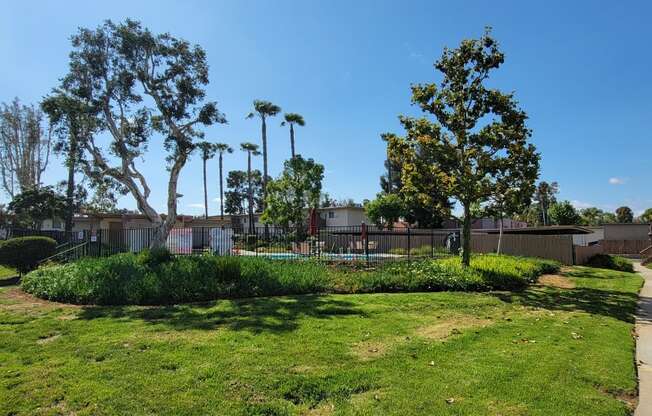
xmin=308 ymin=208 xmax=318 ymax=236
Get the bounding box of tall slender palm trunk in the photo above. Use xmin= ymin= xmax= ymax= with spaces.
xmin=219 ymin=153 xmax=224 ymax=220
xmin=261 ymin=116 xmax=269 ymax=238
xmin=247 ymin=151 xmax=255 ymax=235
xmin=203 ymin=158 xmax=208 ymax=219
xmin=290 ymin=123 xmax=295 ymax=158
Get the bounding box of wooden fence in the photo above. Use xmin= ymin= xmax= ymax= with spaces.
xmin=602 ymin=240 xmax=651 ymax=255
xmin=574 ymin=244 xmax=603 ymax=265
xmin=470 ymin=234 xmax=575 ymax=264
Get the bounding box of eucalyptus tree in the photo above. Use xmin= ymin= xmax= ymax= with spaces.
xmin=240 ymin=142 xmax=261 ymax=234
xmin=280 ymin=113 xmax=305 ymax=158
xmin=46 ymin=19 xmax=226 ymax=247
xmin=246 ymin=100 xmax=281 ymax=222
xmin=196 ymin=142 xmax=217 ymax=219
xmin=0 ymin=98 xmax=51 ymax=197
xmin=386 ymin=28 xmax=539 ymax=266
xmin=214 ymin=143 xmax=233 ymax=220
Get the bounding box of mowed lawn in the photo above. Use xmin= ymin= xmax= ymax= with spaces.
xmin=0 ymin=266 xmax=643 ymax=415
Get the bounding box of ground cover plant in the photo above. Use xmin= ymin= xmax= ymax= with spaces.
xmin=0 ymin=266 xmax=643 ymax=415
xmin=21 ymin=253 xmax=559 ymax=305
xmin=586 ymin=254 xmax=634 ymax=273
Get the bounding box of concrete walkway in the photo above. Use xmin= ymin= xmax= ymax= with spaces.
xmin=636 ymin=261 xmax=652 ymax=416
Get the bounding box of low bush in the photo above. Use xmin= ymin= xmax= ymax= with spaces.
xmin=0 ymin=236 xmax=57 ymax=275
xmin=585 ymin=254 xmax=634 ymax=273
xmin=22 ymin=253 xmax=560 ymax=305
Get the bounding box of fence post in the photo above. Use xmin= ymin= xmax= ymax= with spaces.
xmin=430 ymin=229 xmax=434 ymax=258
xmin=407 ymin=228 xmax=411 ymax=260
xmin=97 ymin=229 xmax=102 ymax=257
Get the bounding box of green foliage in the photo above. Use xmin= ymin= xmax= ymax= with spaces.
xmin=640 ymin=208 xmax=652 ymax=223
xmin=225 ymin=170 xmax=264 ymax=215
xmin=385 ymin=28 xmax=539 ymax=265
xmin=580 ymin=207 xmax=617 ymax=226
xmin=615 ymin=206 xmax=634 ymax=223
xmin=23 ymin=253 xmax=558 ymax=305
xmin=8 ymin=186 xmax=66 ymax=229
xmin=261 ymin=156 xmax=324 ymax=229
xmin=364 ymin=193 xmax=405 ymax=229
xmin=0 ymin=236 xmax=56 ymax=274
xmin=585 ymin=254 xmax=634 ymax=273
xmin=137 ymin=247 xmax=173 ymax=267
xmin=548 ymin=200 xmax=581 ymax=225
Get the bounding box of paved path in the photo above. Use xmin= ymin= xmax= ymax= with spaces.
xmin=636 ymin=261 xmax=652 ymax=416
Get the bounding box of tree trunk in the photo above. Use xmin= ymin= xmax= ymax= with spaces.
xmin=261 ymin=116 xmax=269 ymax=239
xmin=203 ymin=157 xmax=208 ymax=219
xmin=64 ymin=135 xmax=77 ymax=240
xmin=247 ymin=151 xmax=255 ymax=235
xmin=148 ymin=152 xmax=188 ymax=249
xmin=290 ymin=123 xmax=295 ymax=158
xmin=219 ymin=153 xmax=224 ymax=220
xmin=497 ymin=214 xmax=504 ymax=255
xmin=461 ymin=203 xmax=472 ymax=266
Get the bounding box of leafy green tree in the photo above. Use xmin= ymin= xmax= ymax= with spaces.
xmin=534 ymin=181 xmax=559 ymax=226
xmin=261 ymin=156 xmax=324 ymax=233
xmin=46 ymin=19 xmax=226 ymax=247
xmin=247 ymin=100 xmax=282 ymax=228
xmin=214 ymin=143 xmax=233 ymax=220
xmin=8 ymin=187 xmax=66 ymax=229
xmin=240 ymin=143 xmax=261 ymax=233
xmin=386 ymin=29 xmax=538 ymax=265
xmin=548 ymin=201 xmax=580 ymax=225
xmin=364 ymin=193 xmax=405 ymax=229
xmin=42 ymin=93 xmax=96 ymax=235
xmin=225 ymin=170 xmax=264 ymax=215
xmin=579 ymin=207 xmax=616 ymax=226
xmin=482 ymin=148 xmax=539 ymax=253
xmin=281 ymin=113 xmax=305 ymax=158
xmin=615 ymin=206 xmax=634 ymax=223
xmin=640 ymin=208 xmax=652 ymax=224
xmin=196 ymin=142 xmax=217 ymax=219
xmin=0 ymin=98 xmax=51 ymax=197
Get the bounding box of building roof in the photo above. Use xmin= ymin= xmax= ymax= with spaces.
xmin=318 ymin=206 xmax=364 ymax=210
xmin=479 ymin=225 xmax=595 ymax=235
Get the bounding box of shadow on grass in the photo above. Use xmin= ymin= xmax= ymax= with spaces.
xmin=492 ymin=286 xmax=639 ymax=323
xmin=77 ymin=294 xmax=366 ymax=334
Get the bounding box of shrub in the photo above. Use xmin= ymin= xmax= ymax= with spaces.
xmin=0 ymin=236 xmax=57 ymax=275
xmin=585 ymin=254 xmax=634 ymax=273
xmin=137 ymin=247 xmax=173 ymax=267
xmin=22 ymin=253 xmax=559 ymax=305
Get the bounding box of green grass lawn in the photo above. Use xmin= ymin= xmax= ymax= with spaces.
xmin=0 ymin=266 xmax=643 ymax=415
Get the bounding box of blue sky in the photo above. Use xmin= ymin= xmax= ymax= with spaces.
xmin=1 ymin=0 xmax=650 ymax=216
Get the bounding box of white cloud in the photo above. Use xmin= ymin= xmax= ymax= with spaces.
xmin=212 ymin=197 xmax=222 ymax=203
xmin=570 ymin=200 xmax=593 ymax=210
xmin=608 ymin=177 xmax=625 ymax=185
xmin=187 ymin=203 xmax=204 ymax=209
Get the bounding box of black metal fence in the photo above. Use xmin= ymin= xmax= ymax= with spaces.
xmin=2 ymin=225 xmax=460 ymax=264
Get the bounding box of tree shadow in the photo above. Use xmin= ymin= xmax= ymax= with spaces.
xmin=76 ymin=294 xmax=366 ymax=334
xmin=491 ymin=285 xmax=639 ymax=323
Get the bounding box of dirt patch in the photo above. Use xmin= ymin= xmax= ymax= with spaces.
xmin=415 ymin=316 xmax=492 ymax=340
xmin=352 ymin=340 xmax=392 ymax=360
xmin=305 ymin=402 xmax=335 ymax=415
xmin=597 ymin=386 xmax=637 ymax=411
xmin=0 ymin=287 xmax=80 ymax=313
xmin=538 ymin=274 xmax=575 ymax=289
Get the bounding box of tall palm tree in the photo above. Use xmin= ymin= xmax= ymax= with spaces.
xmin=240 ymin=142 xmax=260 ymax=234
xmin=246 ymin=100 xmax=281 ymax=231
xmin=214 ymin=143 xmax=233 ymax=220
xmin=280 ymin=113 xmax=305 ymax=158
xmin=196 ymin=142 xmax=217 ymax=219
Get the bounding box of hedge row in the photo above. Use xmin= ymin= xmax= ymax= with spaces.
xmin=21 ymin=252 xmax=561 ymax=305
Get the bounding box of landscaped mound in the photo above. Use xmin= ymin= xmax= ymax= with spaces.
xmin=0 ymin=236 xmax=57 ymax=275
xmin=585 ymin=254 xmax=634 ymax=273
xmin=21 ymin=252 xmax=559 ymax=305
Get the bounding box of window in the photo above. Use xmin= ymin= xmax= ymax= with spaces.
xmin=328 ymin=211 xmax=335 ymax=219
